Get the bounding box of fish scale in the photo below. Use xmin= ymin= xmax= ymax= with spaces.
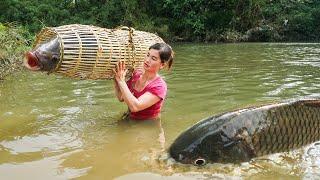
xmin=169 ymin=99 xmax=320 ymax=164
xmin=253 ymin=101 xmax=320 ymax=157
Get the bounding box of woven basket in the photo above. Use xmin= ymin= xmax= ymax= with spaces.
xmin=34 ymin=24 xmax=164 ymax=79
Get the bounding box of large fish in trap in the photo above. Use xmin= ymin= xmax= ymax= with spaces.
xmin=24 ymin=24 xmax=164 ymax=79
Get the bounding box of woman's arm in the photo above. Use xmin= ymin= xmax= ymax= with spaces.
xmin=113 ymin=78 xmax=124 ymax=102
xmin=113 ymin=61 xmax=160 ymax=112
xmin=117 ymin=81 xmax=160 ymax=112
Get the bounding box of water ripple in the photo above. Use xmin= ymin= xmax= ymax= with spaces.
xmin=2 ymin=43 xmax=320 ymax=178
xmin=0 ymin=132 xmax=82 ymax=154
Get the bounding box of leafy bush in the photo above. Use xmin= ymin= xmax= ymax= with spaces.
xmin=1 ymin=0 xmax=320 ymax=42
xmin=0 ymin=23 xmax=31 ymax=80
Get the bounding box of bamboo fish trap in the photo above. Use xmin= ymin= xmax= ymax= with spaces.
xmin=34 ymin=24 xmax=164 ymax=79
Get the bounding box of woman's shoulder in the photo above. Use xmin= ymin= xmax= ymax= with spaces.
xmin=129 ymin=69 xmax=143 ymax=82
xmin=133 ymin=69 xmax=144 ymax=75
xmin=146 ymin=76 xmax=167 ymax=99
xmin=150 ymin=76 xmax=167 ymax=88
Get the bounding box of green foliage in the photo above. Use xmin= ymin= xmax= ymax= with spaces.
xmin=0 ymin=23 xmax=31 ymax=79
xmin=0 ymin=0 xmax=320 ymax=42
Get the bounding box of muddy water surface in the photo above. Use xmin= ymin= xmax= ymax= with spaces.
xmin=1 ymin=43 xmax=320 ymax=179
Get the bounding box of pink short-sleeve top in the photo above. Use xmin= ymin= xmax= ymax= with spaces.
xmin=126 ymin=70 xmax=167 ymax=120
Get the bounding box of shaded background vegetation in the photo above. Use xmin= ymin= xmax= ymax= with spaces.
xmin=1 ymin=0 xmax=320 ymax=79
xmin=1 ymin=0 xmax=320 ymax=43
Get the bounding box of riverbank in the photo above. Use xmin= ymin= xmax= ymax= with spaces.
xmin=0 ymin=24 xmax=30 ymax=80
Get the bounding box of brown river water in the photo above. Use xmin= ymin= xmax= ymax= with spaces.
xmin=1 ymin=43 xmax=320 ymax=179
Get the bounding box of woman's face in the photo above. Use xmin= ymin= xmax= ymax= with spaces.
xmin=143 ymin=49 xmax=164 ymax=72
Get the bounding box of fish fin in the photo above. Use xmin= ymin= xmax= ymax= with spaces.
xmin=234 ymin=128 xmax=256 ymax=157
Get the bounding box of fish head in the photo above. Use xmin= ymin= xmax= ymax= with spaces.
xmin=24 ymin=37 xmax=60 ymax=72
xmin=169 ymin=131 xmax=230 ymax=166
xmin=169 ymin=136 xmax=209 ymax=166
xmin=169 ymin=117 xmax=231 ymax=166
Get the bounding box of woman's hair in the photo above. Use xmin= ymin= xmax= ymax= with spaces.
xmin=149 ymin=43 xmax=174 ymax=70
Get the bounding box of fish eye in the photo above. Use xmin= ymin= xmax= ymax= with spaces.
xmin=194 ymin=158 xmax=206 ymax=166
xmin=52 ymin=55 xmax=59 ymax=62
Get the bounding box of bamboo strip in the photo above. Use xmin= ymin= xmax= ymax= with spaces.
xmin=34 ymin=24 xmax=164 ymax=79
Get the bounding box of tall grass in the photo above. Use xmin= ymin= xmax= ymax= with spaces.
xmin=0 ymin=23 xmax=31 ymax=80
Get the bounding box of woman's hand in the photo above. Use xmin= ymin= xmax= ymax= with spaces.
xmin=113 ymin=61 xmax=128 ymax=82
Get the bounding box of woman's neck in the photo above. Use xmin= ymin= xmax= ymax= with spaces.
xmin=133 ymin=71 xmax=158 ymax=91
xmin=141 ymin=71 xmax=158 ymax=82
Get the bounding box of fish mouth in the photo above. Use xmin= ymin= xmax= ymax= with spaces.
xmin=24 ymin=51 xmax=40 ymax=70
xmin=169 ymin=147 xmax=193 ymax=164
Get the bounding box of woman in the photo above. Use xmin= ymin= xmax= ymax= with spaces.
xmin=113 ymin=43 xmax=174 ymax=121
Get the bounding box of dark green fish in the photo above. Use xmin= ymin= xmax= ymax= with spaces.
xmin=169 ymin=99 xmax=320 ymax=165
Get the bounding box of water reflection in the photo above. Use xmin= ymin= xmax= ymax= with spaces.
xmin=0 ymin=132 xmax=82 ymax=154
xmin=75 ymin=117 xmax=168 ymax=179
xmin=0 ymin=150 xmax=90 ymax=179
